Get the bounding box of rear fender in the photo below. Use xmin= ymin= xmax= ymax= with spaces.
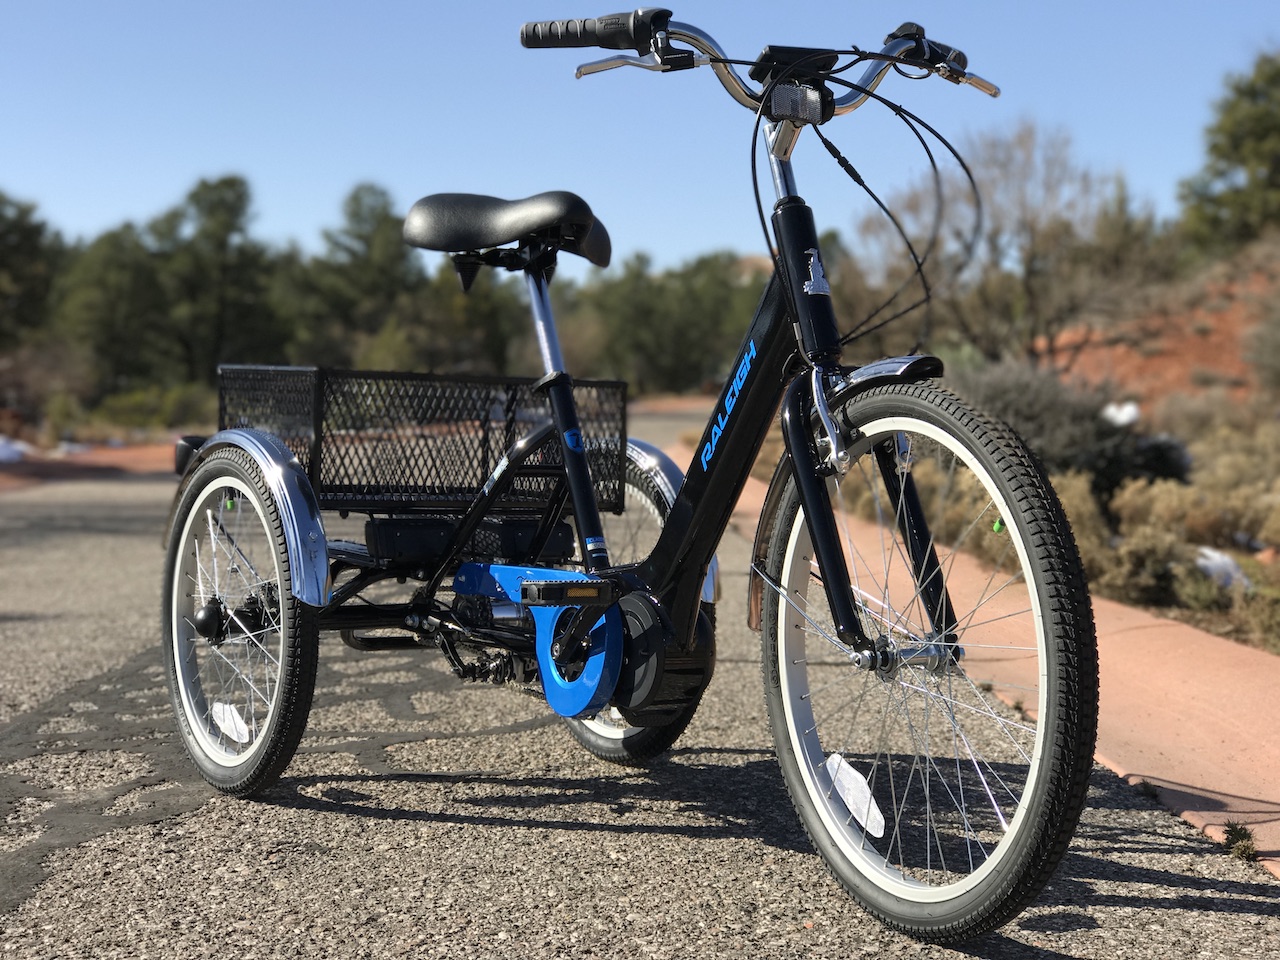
xmin=746 ymin=355 xmax=943 ymax=630
xmin=166 ymin=429 xmax=330 ymax=608
xmin=627 ymin=438 xmax=719 ymax=603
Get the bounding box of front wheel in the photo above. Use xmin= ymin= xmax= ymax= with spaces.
xmin=162 ymin=447 xmax=320 ymax=797
xmin=760 ymin=381 xmax=1097 ymax=942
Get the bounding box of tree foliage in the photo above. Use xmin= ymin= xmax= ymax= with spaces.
xmin=840 ymin=120 xmax=1177 ymax=371
xmin=1180 ymin=50 xmax=1280 ymax=253
xmin=0 ymin=192 xmax=61 ymax=352
xmin=585 ymin=252 xmax=766 ymax=393
xmin=0 ymin=176 xmax=777 ymax=436
xmin=3 ymin=45 xmax=1275 ymax=440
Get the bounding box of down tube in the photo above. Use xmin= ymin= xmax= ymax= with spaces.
xmin=638 ymin=274 xmax=796 ymax=645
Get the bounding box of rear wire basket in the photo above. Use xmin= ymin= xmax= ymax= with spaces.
xmin=218 ymin=366 xmax=627 ymax=514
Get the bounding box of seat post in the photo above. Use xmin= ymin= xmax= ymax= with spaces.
xmin=525 ymin=270 xmax=566 ymax=377
xmin=523 ymin=266 xmax=610 ymax=571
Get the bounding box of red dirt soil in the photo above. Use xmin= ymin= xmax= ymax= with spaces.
xmin=1061 ymin=268 xmax=1271 ymax=410
xmin=0 ymin=443 xmax=176 ymax=493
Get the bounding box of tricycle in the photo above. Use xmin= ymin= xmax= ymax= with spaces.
xmin=162 ymin=9 xmax=1098 ymax=943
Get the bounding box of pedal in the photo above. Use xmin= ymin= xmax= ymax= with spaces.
xmin=520 ymin=578 xmax=622 ymax=607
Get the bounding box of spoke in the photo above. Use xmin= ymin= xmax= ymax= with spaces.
xmin=951 ymin=568 xmax=1033 ymax=638
xmin=895 ymin=681 xmax=963 ymax=878
xmin=212 ymin=515 xmax=268 ymax=596
xmin=880 ymin=675 xmax=998 ymax=880
xmin=916 ymin=686 xmax=993 ymax=860
xmin=901 ymin=677 xmax=1031 ymax=810
xmin=754 ymin=563 xmax=864 ymax=662
xmin=208 ymin=642 xmax=274 ymax=710
xmin=224 ymin=609 xmax=282 ymax=668
xmin=192 ymin=539 xmax=213 ymax=607
xmin=894 ymin=676 xmax=1037 ymax=741
xmin=775 ymin=416 xmax=1062 ymax=892
xmin=206 ymin=509 xmax=219 ymax=587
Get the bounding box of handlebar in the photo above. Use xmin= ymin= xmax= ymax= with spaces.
xmin=662 ymin=24 xmax=935 ymax=116
xmin=520 ymin=11 xmax=1001 ymax=112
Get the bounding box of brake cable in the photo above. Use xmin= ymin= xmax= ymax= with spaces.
xmin=722 ymin=47 xmax=986 ymax=352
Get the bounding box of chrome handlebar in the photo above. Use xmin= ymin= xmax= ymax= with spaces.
xmin=573 ymin=22 xmax=1000 ymax=110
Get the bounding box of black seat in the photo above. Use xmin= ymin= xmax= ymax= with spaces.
xmin=402 ymin=190 xmax=611 ymax=268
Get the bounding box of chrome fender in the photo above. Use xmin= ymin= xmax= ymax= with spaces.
xmin=169 ymin=429 xmax=330 ymax=608
xmin=626 ymin=439 xmax=719 ymax=603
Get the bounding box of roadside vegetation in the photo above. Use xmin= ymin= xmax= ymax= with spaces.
xmin=3 ymin=51 xmax=1279 ymax=651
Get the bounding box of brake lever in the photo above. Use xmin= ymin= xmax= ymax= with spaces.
xmin=575 ymin=39 xmax=708 ymax=79
xmin=576 ymin=51 xmax=664 ymax=78
xmin=961 ymin=71 xmax=1001 ymax=98
xmin=932 ymin=59 xmax=1001 ymax=98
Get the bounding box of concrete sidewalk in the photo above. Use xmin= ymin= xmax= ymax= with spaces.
xmin=1089 ymin=598 xmax=1280 ymax=877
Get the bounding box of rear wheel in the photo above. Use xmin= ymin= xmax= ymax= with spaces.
xmin=163 ymin=448 xmax=319 ymax=797
xmin=760 ymin=382 xmax=1097 ymax=942
xmin=563 ymin=448 xmax=710 ymax=765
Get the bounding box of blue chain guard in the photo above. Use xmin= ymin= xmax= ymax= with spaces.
xmin=452 ymin=563 xmax=623 ymax=718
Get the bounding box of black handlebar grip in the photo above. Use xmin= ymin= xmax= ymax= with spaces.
xmin=886 ymin=23 xmax=968 ymax=71
xmin=927 ymin=39 xmax=968 ymax=71
xmin=520 ymin=9 xmax=672 ymax=54
xmin=521 ymin=17 xmax=611 ymax=49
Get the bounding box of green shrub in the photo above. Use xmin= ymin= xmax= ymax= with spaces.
xmin=1173 ymin=564 xmax=1233 ymax=612
xmin=1222 ymin=820 xmax=1258 ymax=862
xmin=1181 ymin=421 xmax=1280 ymax=546
xmin=1049 ymin=471 xmax=1114 ymax=587
xmin=1259 ymin=490 xmax=1280 ymax=547
xmin=1092 ymin=524 xmax=1191 ymax=607
xmin=1250 ymin=296 xmax=1280 ymax=395
xmin=91 ymin=384 xmax=217 ymax=431
xmin=1231 ymin=586 xmax=1280 ymax=655
xmin=945 ymin=361 xmax=1188 ymax=511
xmin=40 ymin=390 xmax=85 ymax=444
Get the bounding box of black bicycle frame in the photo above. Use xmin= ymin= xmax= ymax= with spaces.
xmin=625 ymin=186 xmax=881 ymax=652
xmin=520 ymin=123 xmax=952 ymax=661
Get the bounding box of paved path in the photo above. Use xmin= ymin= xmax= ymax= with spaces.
xmin=1 ymin=412 xmax=1278 ymax=958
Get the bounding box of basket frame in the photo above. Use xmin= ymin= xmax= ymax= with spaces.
xmin=218 ymin=365 xmax=627 ymax=514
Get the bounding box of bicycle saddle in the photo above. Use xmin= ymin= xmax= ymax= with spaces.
xmin=403 ymin=190 xmax=611 ymax=267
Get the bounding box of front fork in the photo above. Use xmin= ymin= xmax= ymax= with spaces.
xmin=773 ymin=192 xmax=959 ymax=670
xmin=872 ymin=432 xmax=959 ymax=642
xmin=778 ymin=371 xmax=958 ymax=663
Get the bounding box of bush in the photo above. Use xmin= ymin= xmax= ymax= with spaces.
xmin=1249 ymin=290 xmax=1280 ymax=395
xmin=1182 ymin=421 xmax=1280 ymax=547
xmin=1232 ymin=587 xmax=1280 ymax=655
xmin=945 ymin=361 xmax=1188 ymax=510
xmin=1092 ymin=524 xmax=1192 ymax=607
xmin=40 ymin=390 xmax=85 ymax=444
xmin=90 ymin=384 xmax=217 ymax=431
xmin=1047 ymin=471 xmax=1112 ymax=586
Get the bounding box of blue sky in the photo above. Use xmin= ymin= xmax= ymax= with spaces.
xmin=4 ymin=1 xmax=1277 ymax=277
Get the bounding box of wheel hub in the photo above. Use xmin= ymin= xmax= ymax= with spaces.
xmin=192 ymin=600 xmax=227 ymax=645
xmin=875 ymin=635 xmax=965 ymax=681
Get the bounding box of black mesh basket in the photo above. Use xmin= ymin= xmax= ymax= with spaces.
xmin=218 ymin=366 xmax=627 ymax=513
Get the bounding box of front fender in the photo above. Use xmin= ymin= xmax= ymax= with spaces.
xmin=745 ymin=355 xmax=943 ymax=631
xmin=167 ymin=429 xmax=330 ymax=608
xmin=827 ymin=354 xmax=944 ymax=409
